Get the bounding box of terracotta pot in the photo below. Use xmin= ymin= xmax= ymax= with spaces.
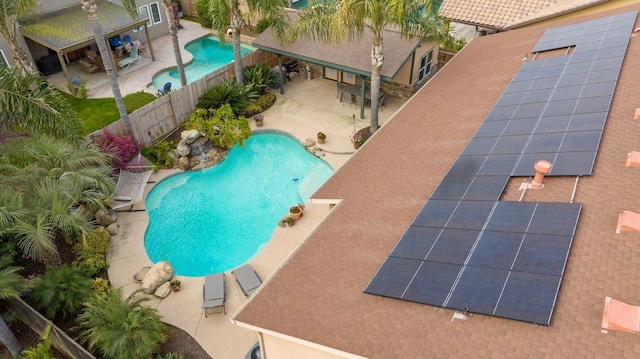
xmin=255 ymin=120 xmax=264 ymax=127
xmin=171 ymin=286 xmax=180 ymax=292
xmin=289 ymin=206 xmax=303 ymax=219
xmin=317 ymin=137 xmax=325 ymax=144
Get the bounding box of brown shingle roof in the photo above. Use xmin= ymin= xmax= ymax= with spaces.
xmin=251 ymin=10 xmax=420 ymax=80
xmin=438 ymin=0 xmax=607 ymax=30
xmin=235 ymin=4 xmax=640 ymax=358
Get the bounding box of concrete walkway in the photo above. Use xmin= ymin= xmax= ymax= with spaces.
xmin=106 ymin=25 xmax=405 ymax=359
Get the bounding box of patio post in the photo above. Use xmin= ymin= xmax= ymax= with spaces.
xmin=143 ymin=25 xmax=156 ymax=61
xmin=278 ymin=55 xmax=284 ymax=95
xmin=359 ymin=75 xmax=366 ymax=119
xmin=57 ymin=51 xmax=75 ymax=96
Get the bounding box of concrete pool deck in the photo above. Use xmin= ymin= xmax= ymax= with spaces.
xmin=107 ymin=75 xmax=406 ymax=357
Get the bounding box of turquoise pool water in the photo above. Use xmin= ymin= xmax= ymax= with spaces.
xmin=151 ymin=35 xmax=255 ymax=90
xmin=144 ymin=133 xmax=334 ymax=276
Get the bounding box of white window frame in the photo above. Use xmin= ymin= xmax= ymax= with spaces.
xmin=150 ymin=2 xmax=162 ymax=25
xmin=0 ymin=50 xmax=8 ymax=68
xmin=418 ymin=47 xmax=434 ymax=83
xmin=139 ymin=5 xmax=151 ymax=27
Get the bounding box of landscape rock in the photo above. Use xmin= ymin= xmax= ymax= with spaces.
xmin=176 ymin=143 xmax=191 ymax=157
xmin=106 ymin=223 xmax=119 ymax=235
xmin=178 ymin=156 xmax=191 ymax=170
xmin=154 ymin=282 xmax=172 ymax=298
xmin=181 ymin=129 xmax=201 ymax=145
xmin=140 ymin=260 xmax=174 ymax=294
xmin=304 ymin=138 xmax=316 ymax=147
xmin=95 ymin=210 xmax=117 ymax=227
xmin=133 ymin=266 xmax=151 ymax=283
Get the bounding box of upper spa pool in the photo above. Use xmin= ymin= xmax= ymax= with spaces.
xmin=151 ymin=35 xmax=255 ymax=91
xmin=144 ymin=133 xmax=334 ymax=276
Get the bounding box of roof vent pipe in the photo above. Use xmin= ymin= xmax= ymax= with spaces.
xmin=530 ymin=160 xmax=552 ymax=189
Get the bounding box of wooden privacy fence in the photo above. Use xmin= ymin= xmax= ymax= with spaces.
xmin=88 ymin=50 xmax=278 ymax=146
xmin=6 ymin=297 xmax=97 ymax=359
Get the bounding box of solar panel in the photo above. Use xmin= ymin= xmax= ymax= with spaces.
xmin=366 ymin=10 xmax=635 ymax=325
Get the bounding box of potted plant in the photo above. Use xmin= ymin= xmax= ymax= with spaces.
xmin=285 ymin=217 xmax=295 ymax=226
xmin=289 ymin=205 xmax=303 ymax=220
xmin=317 ymin=132 xmax=326 ymax=144
xmin=170 ymin=279 xmax=181 ymax=292
xmin=254 ymin=114 xmax=264 ymax=127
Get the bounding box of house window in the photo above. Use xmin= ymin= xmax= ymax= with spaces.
xmin=150 ymin=2 xmax=162 ymax=25
xmin=139 ymin=5 xmax=151 ymax=26
xmin=0 ymin=50 xmax=7 ymax=68
xmin=418 ymin=48 xmax=434 ymax=83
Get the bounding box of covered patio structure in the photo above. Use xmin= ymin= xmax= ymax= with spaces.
xmin=251 ymin=10 xmax=423 ymax=119
xmin=19 ymin=0 xmax=156 ymax=94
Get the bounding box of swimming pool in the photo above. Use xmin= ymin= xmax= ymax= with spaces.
xmin=151 ymin=35 xmax=255 ymax=91
xmin=144 ymin=133 xmax=334 ymax=276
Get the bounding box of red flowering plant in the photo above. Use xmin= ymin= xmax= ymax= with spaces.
xmin=94 ymin=129 xmax=140 ymax=171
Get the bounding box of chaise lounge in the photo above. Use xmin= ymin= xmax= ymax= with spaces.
xmin=117 ymin=44 xmax=141 ymax=70
xmin=232 ymin=264 xmax=262 ymax=297
xmin=202 ymin=273 xmax=226 ymax=316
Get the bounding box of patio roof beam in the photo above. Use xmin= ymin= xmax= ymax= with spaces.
xmin=253 ymin=45 xmax=394 ymax=83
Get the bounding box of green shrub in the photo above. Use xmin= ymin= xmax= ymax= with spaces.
xmin=243 ymin=64 xmax=278 ymax=95
xmin=185 ymin=104 xmax=251 ymax=150
xmin=124 ymin=91 xmax=157 ymax=114
xmin=195 ymin=0 xmax=212 ymax=28
xmin=0 ymin=239 xmax=19 ymax=261
xmin=142 ymin=140 xmax=175 ymax=168
xmin=74 ymin=229 xmax=111 ymax=276
xmin=255 ymin=92 xmax=276 ymax=109
xmin=253 ymin=18 xmax=274 ymax=34
xmin=19 ymin=322 xmax=54 ymax=359
xmin=30 ymin=264 xmax=92 ymax=319
xmin=92 ymin=278 xmax=112 ymax=298
xmin=196 ymin=79 xmax=258 ymax=115
xmin=242 ymin=102 xmax=263 ymax=117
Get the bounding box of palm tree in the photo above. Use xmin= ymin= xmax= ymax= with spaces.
xmin=291 ymin=0 xmax=450 ymax=133
xmin=161 ymin=0 xmax=187 ymax=87
xmin=208 ymin=0 xmax=289 ymax=85
xmin=29 ymin=264 xmax=92 ymax=319
xmin=0 ymin=67 xmax=81 ymax=141
xmin=0 ymin=257 xmax=24 ymax=358
xmin=78 ymin=288 xmax=167 ymax=359
xmin=80 ymin=0 xmax=138 ymax=136
xmin=0 ymin=136 xmax=115 ymax=263
xmin=0 ymin=0 xmax=37 ymax=73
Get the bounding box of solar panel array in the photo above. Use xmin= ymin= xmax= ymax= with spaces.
xmin=365 ymin=11 xmax=637 ymax=325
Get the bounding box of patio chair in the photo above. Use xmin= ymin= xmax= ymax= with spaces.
xmin=79 ymin=59 xmax=99 ymax=74
xmin=157 ymin=82 xmax=172 ymax=96
xmin=202 ymin=273 xmax=226 ymax=316
xmin=117 ymin=45 xmax=141 ymax=70
xmin=232 ymin=263 xmax=262 ymax=297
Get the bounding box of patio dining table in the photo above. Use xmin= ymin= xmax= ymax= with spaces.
xmin=338 ymin=83 xmax=386 ymax=106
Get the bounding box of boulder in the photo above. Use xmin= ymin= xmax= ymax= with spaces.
xmin=154 ymin=282 xmax=172 ymax=299
xmin=181 ymin=129 xmax=201 ymax=145
xmin=106 ymin=223 xmax=119 ymax=235
xmin=95 ymin=210 xmax=117 ymax=227
xmin=176 ymin=143 xmax=191 ymax=157
xmin=178 ymin=156 xmax=191 ymax=170
xmin=133 ymin=266 xmax=151 ymax=283
xmin=304 ymin=138 xmax=316 ymax=147
xmin=140 ymin=261 xmax=174 ymax=294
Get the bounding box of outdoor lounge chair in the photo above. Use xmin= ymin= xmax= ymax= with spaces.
xmin=79 ymin=59 xmax=99 ymax=74
xmin=117 ymin=44 xmax=141 ymax=70
xmin=105 ymin=154 xmax=155 ymax=211
xmin=232 ymin=264 xmax=262 ymax=297
xmin=202 ymin=273 xmax=225 ymax=316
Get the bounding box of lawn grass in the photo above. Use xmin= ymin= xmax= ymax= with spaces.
xmin=60 ymin=91 xmax=120 ymax=135
xmin=60 ymin=91 xmax=157 ymax=136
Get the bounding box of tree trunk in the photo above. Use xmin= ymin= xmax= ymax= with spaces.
xmin=81 ymin=0 xmax=133 ymax=136
xmin=5 ymin=30 xmax=36 ymax=74
xmin=0 ymin=315 xmax=21 ymax=358
xmin=162 ymin=0 xmax=186 ymax=86
xmin=369 ymin=37 xmax=383 ymax=133
xmin=230 ymin=13 xmax=244 ymax=85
